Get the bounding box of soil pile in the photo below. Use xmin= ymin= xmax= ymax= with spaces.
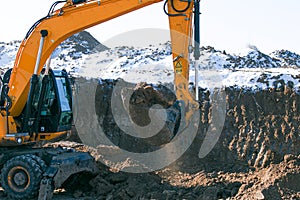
xmin=94 ymin=79 xmax=180 ymax=152
xmin=92 ymin=79 xmax=300 ymax=171
xmin=44 ymin=142 xmax=299 ymax=200
xmin=1 ymin=78 xmax=299 ymax=200
xmin=177 ymin=85 xmax=300 ymax=174
xmin=60 ymin=78 xmax=299 ymax=199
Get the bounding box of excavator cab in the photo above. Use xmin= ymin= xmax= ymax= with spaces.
xmin=0 ymin=68 xmax=73 ymax=145
xmin=27 ymin=69 xmax=73 ymax=134
xmin=20 ymin=68 xmax=73 ymax=141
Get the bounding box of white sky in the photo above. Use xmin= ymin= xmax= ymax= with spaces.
xmin=0 ymin=0 xmax=300 ymax=54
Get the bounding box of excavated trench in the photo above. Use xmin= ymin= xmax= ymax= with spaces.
xmin=89 ymin=79 xmax=299 ymax=170
xmin=54 ymin=78 xmax=300 ymax=200
xmin=8 ymin=77 xmax=295 ymax=200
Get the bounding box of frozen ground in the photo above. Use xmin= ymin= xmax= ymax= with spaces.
xmin=1 ymin=32 xmax=300 ymax=92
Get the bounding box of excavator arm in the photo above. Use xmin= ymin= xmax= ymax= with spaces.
xmin=167 ymin=0 xmax=200 ymax=120
xmin=2 ymin=0 xmax=199 ymax=142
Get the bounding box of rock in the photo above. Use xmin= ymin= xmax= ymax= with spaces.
xmin=255 ymin=191 xmax=265 ymax=200
xmin=284 ymin=154 xmax=296 ymax=163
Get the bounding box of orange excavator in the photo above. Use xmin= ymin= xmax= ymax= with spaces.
xmin=0 ymin=0 xmax=200 ymax=199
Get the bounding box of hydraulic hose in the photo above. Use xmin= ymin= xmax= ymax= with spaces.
xmin=170 ymin=0 xmax=191 ymax=13
xmin=164 ymin=0 xmax=185 ymax=16
xmin=25 ymin=1 xmax=67 ymax=39
xmin=48 ymin=1 xmax=67 ymax=16
xmin=163 ymin=0 xmax=192 ymax=17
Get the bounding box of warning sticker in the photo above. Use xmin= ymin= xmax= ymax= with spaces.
xmin=175 ymin=61 xmax=183 ymax=74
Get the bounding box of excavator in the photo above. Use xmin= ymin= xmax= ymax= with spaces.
xmin=0 ymin=0 xmax=200 ymax=199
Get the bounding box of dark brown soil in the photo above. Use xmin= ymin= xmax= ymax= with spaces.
xmin=60 ymin=79 xmax=299 ymax=200
xmin=93 ymin=79 xmax=300 ymax=171
xmin=1 ymin=79 xmax=299 ymax=200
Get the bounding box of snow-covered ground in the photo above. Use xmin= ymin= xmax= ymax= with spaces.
xmin=1 ymin=31 xmax=300 ymax=91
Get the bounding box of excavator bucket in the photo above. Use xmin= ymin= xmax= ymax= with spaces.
xmin=38 ymin=147 xmax=98 ymax=200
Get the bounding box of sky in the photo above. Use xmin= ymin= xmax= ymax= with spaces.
xmin=0 ymin=0 xmax=300 ymax=54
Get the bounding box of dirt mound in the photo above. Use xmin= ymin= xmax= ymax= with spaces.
xmin=2 ymin=79 xmax=296 ymax=199
xmin=184 ymin=85 xmax=300 ymax=172
xmin=55 ymin=78 xmax=299 ymax=200
xmin=94 ymin=79 xmax=180 ymax=152
xmin=89 ymin=79 xmax=300 ymax=171
xmin=40 ymin=142 xmax=299 ymax=200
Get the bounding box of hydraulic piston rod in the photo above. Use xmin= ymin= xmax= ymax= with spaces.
xmin=194 ymin=0 xmax=200 ymax=101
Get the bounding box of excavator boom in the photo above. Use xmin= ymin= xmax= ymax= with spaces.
xmin=9 ymin=0 xmax=162 ymax=116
